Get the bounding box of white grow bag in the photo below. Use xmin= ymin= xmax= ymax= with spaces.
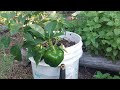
xmin=29 ymin=31 xmax=83 ymax=79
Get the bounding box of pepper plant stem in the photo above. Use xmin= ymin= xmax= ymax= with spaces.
xmin=48 ymin=39 xmax=56 ymax=54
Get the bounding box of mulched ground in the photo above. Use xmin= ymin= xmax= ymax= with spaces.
xmin=79 ymin=66 xmax=96 ymax=79
xmin=8 ymin=62 xmax=118 ymax=79
xmin=7 ymin=61 xmax=33 ymax=79
xmin=6 ymin=61 xmax=97 ymax=79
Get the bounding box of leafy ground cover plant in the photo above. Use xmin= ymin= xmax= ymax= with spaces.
xmin=65 ymin=11 xmax=120 ymax=61
xmin=93 ymin=71 xmax=120 ymax=79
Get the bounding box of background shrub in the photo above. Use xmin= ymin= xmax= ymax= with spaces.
xmin=65 ymin=11 xmax=120 ymax=61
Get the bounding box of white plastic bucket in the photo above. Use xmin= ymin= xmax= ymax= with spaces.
xmin=29 ymin=31 xmax=83 ymax=79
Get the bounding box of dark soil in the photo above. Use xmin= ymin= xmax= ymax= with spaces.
xmin=79 ymin=66 xmax=97 ymax=79
xmin=7 ymin=61 xmax=97 ymax=79
xmin=54 ymin=38 xmax=76 ymax=47
xmin=7 ymin=61 xmax=33 ymax=79
xmin=7 ymin=61 xmax=120 ymax=79
xmin=57 ymin=38 xmax=75 ymax=47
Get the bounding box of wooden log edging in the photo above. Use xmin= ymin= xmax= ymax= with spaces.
xmin=79 ymin=52 xmax=120 ymax=72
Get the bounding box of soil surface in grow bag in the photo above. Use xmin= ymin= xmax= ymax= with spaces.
xmin=42 ymin=38 xmax=76 ymax=48
xmin=57 ymin=38 xmax=76 ymax=47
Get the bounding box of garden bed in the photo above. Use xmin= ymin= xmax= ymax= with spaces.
xmin=2 ymin=60 xmax=97 ymax=79
xmin=1 ymin=51 xmax=120 ymax=79
xmin=1 ymin=11 xmax=120 ymax=79
xmin=1 ymin=30 xmax=120 ymax=79
xmin=4 ymin=61 xmax=119 ymax=79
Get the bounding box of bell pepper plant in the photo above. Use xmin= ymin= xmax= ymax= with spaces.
xmin=0 ymin=11 xmax=66 ymax=67
xmin=23 ymin=20 xmax=66 ymax=67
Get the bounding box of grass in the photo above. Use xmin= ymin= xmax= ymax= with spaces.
xmin=0 ymin=52 xmax=14 ymax=79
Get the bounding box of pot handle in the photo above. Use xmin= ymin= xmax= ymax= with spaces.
xmin=59 ymin=64 xmax=66 ymax=79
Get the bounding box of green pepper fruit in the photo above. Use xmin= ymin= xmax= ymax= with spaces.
xmin=44 ymin=46 xmax=64 ymax=67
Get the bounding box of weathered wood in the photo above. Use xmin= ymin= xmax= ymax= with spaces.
xmin=79 ymin=52 xmax=120 ymax=72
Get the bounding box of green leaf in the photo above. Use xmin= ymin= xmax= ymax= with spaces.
xmin=53 ymin=32 xmax=64 ymax=37
xmin=23 ymin=26 xmax=32 ymax=33
xmin=89 ymin=27 xmax=94 ymax=31
xmin=56 ymin=22 xmax=63 ymax=30
xmin=34 ymin=38 xmax=44 ymax=45
xmin=87 ymin=21 xmax=95 ymax=26
xmin=99 ymin=31 xmax=105 ymax=38
xmin=26 ymin=29 xmax=45 ymax=40
xmin=86 ymin=12 xmax=97 ymax=17
xmin=33 ymin=53 xmax=43 ymax=66
xmin=1 ymin=36 xmax=10 ymax=48
xmin=106 ymin=47 xmax=112 ymax=52
xmin=102 ymin=40 xmax=110 ymax=44
xmin=111 ymin=41 xmax=117 ymax=48
xmin=101 ymin=40 xmax=106 ymax=44
xmin=94 ymin=17 xmax=99 ymax=22
xmin=114 ymin=19 xmax=120 ymax=27
xmin=113 ymin=75 xmax=120 ymax=79
xmin=91 ymin=38 xmax=95 ymax=44
xmin=93 ymin=42 xmax=98 ymax=48
xmin=102 ymin=73 xmax=110 ymax=79
xmin=49 ymin=11 xmax=57 ymax=19
xmin=113 ymin=50 xmax=118 ymax=56
xmin=107 ymin=21 xmax=114 ymax=26
xmin=94 ymin=75 xmax=101 ymax=79
xmin=27 ymin=48 xmax=33 ymax=59
xmin=1 ymin=12 xmax=16 ymax=19
xmin=106 ymin=31 xmax=113 ymax=36
xmin=22 ymin=41 xmax=36 ymax=48
xmin=92 ymin=32 xmax=98 ymax=37
xmin=29 ymin=24 xmax=45 ymax=37
xmin=32 ymin=47 xmax=46 ymax=66
xmin=107 ymin=76 xmax=113 ymax=79
xmin=82 ymin=27 xmax=89 ymax=31
xmin=118 ymin=46 xmax=120 ymax=50
xmin=114 ymin=29 xmax=120 ymax=36
xmin=117 ymin=38 xmax=120 ymax=44
xmin=94 ymin=24 xmax=101 ymax=29
xmin=94 ymin=71 xmax=110 ymax=79
xmin=10 ymin=23 xmax=22 ymax=35
xmin=10 ymin=45 xmax=22 ymax=61
xmin=100 ymin=17 xmax=110 ymax=22
xmin=44 ymin=21 xmax=57 ymax=38
xmin=96 ymin=71 xmax=103 ymax=77
xmin=24 ymin=32 xmax=34 ymax=41
xmin=85 ymin=41 xmax=91 ymax=46
xmin=18 ymin=15 xmax=26 ymax=25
